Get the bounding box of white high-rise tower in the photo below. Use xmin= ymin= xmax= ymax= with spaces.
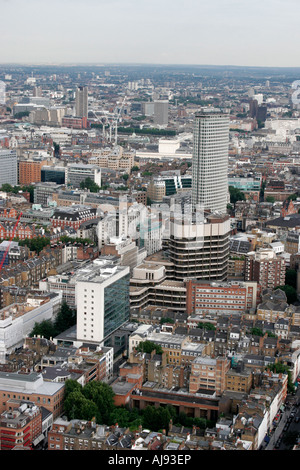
xmin=192 ymin=108 xmax=229 ymax=214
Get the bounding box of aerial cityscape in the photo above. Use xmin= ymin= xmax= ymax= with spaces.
xmin=1 ymin=0 xmax=300 ymax=458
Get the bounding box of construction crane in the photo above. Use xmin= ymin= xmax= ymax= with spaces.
xmin=89 ymin=94 xmax=127 ymax=145
xmin=112 ymin=95 xmax=127 ymax=146
xmin=0 ymin=212 xmax=22 ymax=272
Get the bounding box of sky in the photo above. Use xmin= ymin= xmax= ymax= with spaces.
xmin=0 ymin=0 xmax=300 ymax=67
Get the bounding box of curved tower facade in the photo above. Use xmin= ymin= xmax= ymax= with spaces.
xmin=192 ymin=109 xmax=229 ymax=214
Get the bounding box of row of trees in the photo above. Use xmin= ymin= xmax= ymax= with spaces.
xmin=18 ymin=237 xmax=51 ymax=254
xmin=0 ymin=183 xmax=34 ymax=202
xmin=59 ymin=235 xmax=94 ymax=245
xmin=63 ymin=379 xmax=212 ymax=432
xmin=0 ymin=237 xmax=51 ymax=255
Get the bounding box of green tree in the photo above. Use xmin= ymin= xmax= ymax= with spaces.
xmin=53 ymin=142 xmax=60 ymax=156
xmin=54 ymin=301 xmax=76 ymax=333
xmin=160 ymin=317 xmax=175 ymax=325
xmin=0 ymin=183 xmax=34 ymax=202
xmin=250 ymin=327 xmax=264 ymax=337
xmin=82 ymin=381 xmax=115 ymax=424
xmin=63 ymin=380 xmax=115 ymax=423
xmin=266 ymin=362 xmax=295 ymax=393
xmin=59 ymin=235 xmax=94 ymax=245
xmin=18 ymin=237 xmax=50 ymax=254
xmin=14 ymin=111 xmax=30 ymax=119
xmin=260 ymin=180 xmax=266 ymax=201
xmin=80 ymin=177 xmax=100 ymax=193
xmin=64 ymin=390 xmax=100 ymax=422
xmin=197 ymin=322 xmax=216 ymax=331
xmin=136 ymin=340 xmax=163 ymax=355
xmin=1 ymin=183 xmax=15 ymax=193
xmin=266 ymin=195 xmax=275 ymax=203
xmin=229 ymin=186 xmax=245 ymax=205
xmin=287 ymin=193 xmax=298 ymax=201
xmin=285 ymin=269 xmax=297 ymax=289
xmin=142 ymin=405 xmax=176 ymax=432
xmin=64 ymin=379 xmax=82 ymax=397
xmin=108 ymin=407 xmax=135 ymax=427
xmin=29 ymin=319 xmax=57 ymax=339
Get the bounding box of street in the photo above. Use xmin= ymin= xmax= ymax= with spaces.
xmin=265 ymin=388 xmax=300 ymax=450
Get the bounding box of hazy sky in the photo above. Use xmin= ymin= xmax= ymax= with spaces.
xmin=0 ymin=0 xmax=299 ymax=67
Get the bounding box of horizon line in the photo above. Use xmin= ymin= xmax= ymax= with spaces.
xmin=1 ymin=62 xmax=300 ymax=69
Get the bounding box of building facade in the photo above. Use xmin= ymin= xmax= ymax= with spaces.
xmin=0 ymin=150 xmax=17 ymax=187
xmin=186 ymin=280 xmax=258 ymax=317
xmin=245 ymin=249 xmax=286 ymax=290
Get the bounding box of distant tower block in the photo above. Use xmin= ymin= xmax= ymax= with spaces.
xmin=75 ymin=86 xmax=88 ymax=118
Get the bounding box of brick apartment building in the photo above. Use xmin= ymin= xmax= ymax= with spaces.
xmin=0 ymin=221 xmax=36 ymax=240
xmin=189 ymin=356 xmax=230 ymax=395
xmin=50 ymin=205 xmax=98 ymax=230
xmin=62 ymin=116 xmax=88 ymax=129
xmin=245 ymin=249 xmax=286 ymax=290
xmin=186 ymin=280 xmax=258 ymax=317
xmin=0 ymin=207 xmax=19 ymax=219
xmin=18 ymin=160 xmax=47 ymax=185
xmin=0 ymin=401 xmax=42 ymax=450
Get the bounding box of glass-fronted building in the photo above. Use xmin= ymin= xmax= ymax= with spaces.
xmin=76 ymin=259 xmax=130 ymax=345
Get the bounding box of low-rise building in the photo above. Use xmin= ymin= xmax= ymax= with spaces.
xmin=0 ymin=371 xmax=65 ymax=419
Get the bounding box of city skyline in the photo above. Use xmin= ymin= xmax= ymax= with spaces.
xmin=1 ymin=0 xmax=300 ymax=67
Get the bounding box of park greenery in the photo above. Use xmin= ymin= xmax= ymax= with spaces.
xmin=59 ymin=235 xmax=94 ymax=245
xmin=0 ymin=236 xmax=51 ymax=255
xmin=63 ymin=379 xmax=213 ymax=432
xmin=18 ymin=237 xmax=51 ymax=254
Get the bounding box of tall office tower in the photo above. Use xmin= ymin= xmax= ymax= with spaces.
xmin=75 ymin=86 xmax=88 ymax=118
xmin=154 ymin=100 xmax=169 ymax=126
xmin=76 ymin=259 xmax=130 ymax=345
xmin=0 ymin=150 xmax=17 ymax=187
xmin=191 ymin=108 xmax=229 ymax=214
